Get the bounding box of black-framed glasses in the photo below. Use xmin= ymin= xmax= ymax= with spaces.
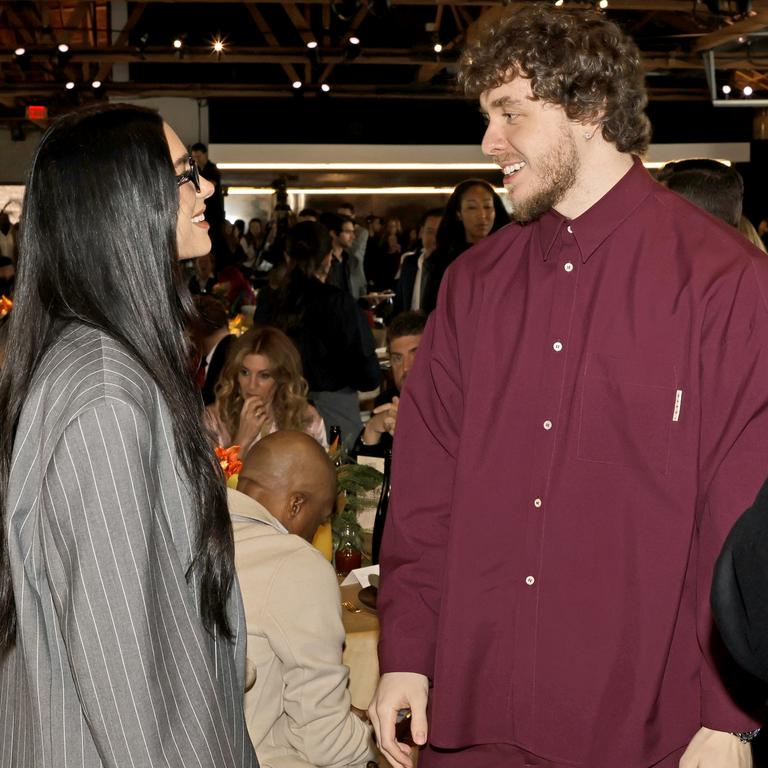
xmin=176 ymin=156 xmax=200 ymax=192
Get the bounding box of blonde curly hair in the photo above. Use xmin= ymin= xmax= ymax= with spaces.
xmin=214 ymin=326 xmax=313 ymax=439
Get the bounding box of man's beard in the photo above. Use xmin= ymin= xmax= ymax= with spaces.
xmin=507 ymin=129 xmax=580 ymax=224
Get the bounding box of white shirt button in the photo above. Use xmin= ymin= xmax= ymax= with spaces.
xmin=543 ymin=420 xmax=552 ymax=430
xmin=553 ymin=341 xmax=563 ymax=352
xmin=564 ymin=262 xmax=574 ymax=272
xmin=534 ymin=498 xmax=542 ymax=508
xmin=567 ymin=225 xmax=573 ymax=234
xmin=525 ymin=576 xmax=536 ymax=586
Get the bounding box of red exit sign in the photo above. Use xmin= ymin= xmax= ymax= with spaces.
xmin=26 ymin=105 xmax=48 ymax=121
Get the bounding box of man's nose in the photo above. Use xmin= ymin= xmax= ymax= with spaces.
xmin=481 ymin=123 xmax=503 ymax=157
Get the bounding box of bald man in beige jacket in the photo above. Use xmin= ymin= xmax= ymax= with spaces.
xmin=229 ymin=431 xmax=374 ymax=768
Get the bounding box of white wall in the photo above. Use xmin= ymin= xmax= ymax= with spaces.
xmin=111 ymin=97 xmax=208 ymax=148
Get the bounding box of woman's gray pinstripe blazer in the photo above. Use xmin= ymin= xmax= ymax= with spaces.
xmin=0 ymin=323 xmax=258 ymax=767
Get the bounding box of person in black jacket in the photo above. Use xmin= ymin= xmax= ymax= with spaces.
xmin=712 ymin=476 xmax=768 ymax=685
xmin=255 ymin=221 xmax=380 ymax=449
xmin=393 ymin=209 xmax=443 ymax=315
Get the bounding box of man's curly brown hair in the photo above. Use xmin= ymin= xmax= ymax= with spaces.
xmin=459 ymin=4 xmax=651 ymax=155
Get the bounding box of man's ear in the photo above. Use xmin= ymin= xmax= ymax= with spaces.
xmin=288 ymin=492 xmax=306 ymax=519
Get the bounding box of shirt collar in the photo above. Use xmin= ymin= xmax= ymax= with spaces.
xmin=537 ymin=156 xmax=654 ymax=263
xmin=227 ymin=487 xmax=289 ymax=533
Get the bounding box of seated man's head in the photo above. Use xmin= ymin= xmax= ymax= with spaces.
xmin=236 ymin=431 xmax=336 ymax=541
xmin=387 ymin=311 xmax=427 ymax=391
xmin=658 ymin=159 xmax=744 ymax=228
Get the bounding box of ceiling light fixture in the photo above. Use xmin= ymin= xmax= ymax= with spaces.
xmin=173 ymin=38 xmax=183 ymax=49
xmin=65 ymin=81 xmax=75 ymax=90
xmin=14 ymin=47 xmax=26 ymax=57
xmin=92 ymin=80 xmax=102 ymax=88
xmin=722 ymin=84 xmax=732 ymax=95
xmin=212 ymin=37 xmax=226 ymax=62
xmin=292 ymin=80 xmax=303 ymax=89
xmin=321 ymin=83 xmax=331 ymax=93
xmin=349 ymin=36 xmax=360 ymax=46
xmin=433 ymin=42 xmax=443 ymax=53
xmin=598 ymin=0 xmax=608 ymax=8
xmin=57 ymin=43 xmax=69 ymax=53
xmin=743 ymin=85 xmax=754 ymax=97
xmin=307 ymin=40 xmax=318 ymax=49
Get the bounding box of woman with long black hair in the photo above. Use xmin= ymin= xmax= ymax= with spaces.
xmin=0 ymin=105 xmax=257 ymax=768
xmin=420 ymin=178 xmax=510 ymax=314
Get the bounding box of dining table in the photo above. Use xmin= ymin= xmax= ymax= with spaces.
xmin=340 ymin=582 xmax=380 ymax=711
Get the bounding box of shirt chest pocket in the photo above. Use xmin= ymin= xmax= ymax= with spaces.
xmin=577 ymin=353 xmax=679 ymax=476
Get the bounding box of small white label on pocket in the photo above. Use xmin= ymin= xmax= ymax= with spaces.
xmin=672 ymin=389 xmax=683 ymax=422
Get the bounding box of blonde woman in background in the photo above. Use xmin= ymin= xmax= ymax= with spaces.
xmin=206 ymin=325 xmax=327 ymax=456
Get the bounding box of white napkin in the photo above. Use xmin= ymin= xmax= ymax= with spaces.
xmin=341 ymin=564 xmax=380 ymax=588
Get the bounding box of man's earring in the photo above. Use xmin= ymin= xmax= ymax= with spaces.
xmin=584 ymin=131 xmax=593 ymax=140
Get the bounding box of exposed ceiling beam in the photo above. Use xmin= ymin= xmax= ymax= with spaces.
xmin=0 ymin=81 xmax=710 ymax=101
xmin=94 ymin=2 xmax=146 ymax=82
xmin=245 ymin=2 xmax=303 ymax=85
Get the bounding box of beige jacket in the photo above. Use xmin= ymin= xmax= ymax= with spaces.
xmin=229 ymin=489 xmax=374 ymax=768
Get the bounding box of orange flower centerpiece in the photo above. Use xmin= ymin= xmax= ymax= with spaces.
xmin=215 ymin=444 xmax=242 ymax=489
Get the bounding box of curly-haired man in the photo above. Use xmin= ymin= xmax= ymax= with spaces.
xmin=369 ymin=6 xmax=768 ymax=768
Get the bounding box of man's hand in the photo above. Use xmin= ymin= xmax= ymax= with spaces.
xmin=680 ymin=727 xmax=753 ymax=768
xmin=368 ymin=672 xmax=428 ymax=768
xmin=362 ymin=397 xmax=399 ymax=446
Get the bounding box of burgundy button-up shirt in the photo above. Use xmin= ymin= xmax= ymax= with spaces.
xmin=378 ymin=159 xmax=768 ymax=767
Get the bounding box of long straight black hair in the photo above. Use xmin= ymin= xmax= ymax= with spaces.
xmin=435 ymin=178 xmax=510 ymax=257
xmin=0 ymin=104 xmax=235 ymax=649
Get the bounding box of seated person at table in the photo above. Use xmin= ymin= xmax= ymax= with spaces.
xmin=353 ymin=310 xmax=426 ymax=457
xmin=190 ymin=294 xmax=235 ymax=406
xmin=205 ymin=326 xmax=327 ymax=455
xmin=230 ymin=431 xmax=375 ymax=768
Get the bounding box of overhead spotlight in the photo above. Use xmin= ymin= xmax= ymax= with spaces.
xmin=56 ymin=43 xmax=72 ymax=66
xmin=598 ymin=0 xmax=608 ymax=7
xmin=92 ymin=79 xmax=102 ymax=89
xmin=344 ymin=36 xmax=362 ymax=60
xmin=743 ymin=85 xmax=754 ymax=97
xmin=307 ymin=40 xmax=318 ymax=49
xmin=14 ymin=47 xmax=31 ymax=70
xmin=173 ymin=38 xmax=183 ymax=49
xmin=212 ymin=38 xmax=226 ymax=56
xmin=65 ymin=80 xmax=75 ymax=90
xmin=738 ymin=36 xmax=746 ymax=44
xmin=722 ymin=84 xmax=732 ymax=95
xmin=292 ymin=80 xmax=303 ymax=89
xmin=555 ymin=0 xmax=564 ymax=5
xmin=136 ymin=31 xmax=149 ymax=59
xmin=433 ymin=42 xmax=443 ymax=53
xmin=321 ymin=83 xmax=331 ymax=92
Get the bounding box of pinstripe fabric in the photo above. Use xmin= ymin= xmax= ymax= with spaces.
xmin=0 ymin=323 xmax=258 ymax=768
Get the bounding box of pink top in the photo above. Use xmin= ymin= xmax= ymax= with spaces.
xmin=205 ymin=403 xmax=328 ymax=456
